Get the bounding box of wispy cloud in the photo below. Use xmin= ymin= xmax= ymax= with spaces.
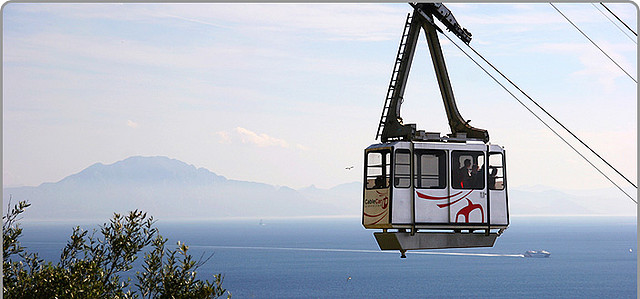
xmin=213 ymin=127 xmax=308 ymax=150
xmin=148 ymin=3 xmax=406 ymax=42
xmin=4 ymin=29 xmax=386 ymax=81
xmin=8 ymin=3 xmax=406 ymax=42
xmin=127 ymin=120 xmax=139 ymax=128
xmin=295 ymin=144 xmax=310 ymax=151
xmin=4 ymin=32 xmax=255 ymax=70
xmin=236 ymin=127 xmax=289 ymax=148
xmin=213 ymin=131 xmax=231 ymax=144
xmin=154 ymin=12 xmax=232 ymax=29
xmin=535 ymin=42 xmax=636 ymax=89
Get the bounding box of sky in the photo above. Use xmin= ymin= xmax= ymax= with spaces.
xmin=2 ymin=3 xmax=637 ymax=201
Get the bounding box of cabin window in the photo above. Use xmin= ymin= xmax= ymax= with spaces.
xmin=394 ymin=149 xmax=411 ymax=188
xmin=452 ymin=151 xmax=485 ymax=190
xmin=366 ymin=151 xmax=390 ymax=189
xmin=488 ymin=153 xmax=505 ymax=190
xmin=414 ymin=150 xmax=446 ymax=189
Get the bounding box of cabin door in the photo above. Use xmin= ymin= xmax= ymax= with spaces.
xmin=488 ymin=152 xmax=508 ymax=225
xmin=413 ymin=149 xmax=449 ymax=223
xmin=448 ymin=151 xmax=487 ymax=225
xmin=363 ymin=149 xmax=391 ymax=228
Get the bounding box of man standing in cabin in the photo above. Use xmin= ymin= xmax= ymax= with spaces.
xmin=471 ymin=164 xmax=484 ymax=188
xmin=457 ymin=159 xmax=473 ymax=188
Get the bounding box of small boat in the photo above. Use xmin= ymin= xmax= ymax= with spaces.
xmin=524 ymin=250 xmax=550 ymax=258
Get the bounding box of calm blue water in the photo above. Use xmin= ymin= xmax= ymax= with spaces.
xmin=18 ymin=216 xmax=637 ymax=298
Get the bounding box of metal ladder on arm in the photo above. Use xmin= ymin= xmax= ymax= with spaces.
xmin=376 ymin=13 xmax=413 ymax=141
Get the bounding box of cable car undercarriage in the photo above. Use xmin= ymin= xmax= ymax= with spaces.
xmin=362 ymin=3 xmax=510 ymax=258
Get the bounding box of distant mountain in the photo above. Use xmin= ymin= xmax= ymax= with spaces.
xmin=55 ymin=156 xmax=226 ymax=186
xmin=3 ymin=156 xmax=360 ymax=222
xmin=3 ymin=156 xmax=634 ymax=222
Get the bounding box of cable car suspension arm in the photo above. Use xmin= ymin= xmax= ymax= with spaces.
xmin=378 ymin=3 xmax=488 ymax=143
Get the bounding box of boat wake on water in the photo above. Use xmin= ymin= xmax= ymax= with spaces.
xmin=411 ymin=251 xmax=524 ymax=258
xmin=192 ymin=245 xmax=526 ymax=258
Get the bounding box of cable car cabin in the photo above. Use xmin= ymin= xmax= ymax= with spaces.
xmin=363 ymin=3 xmax=511 ymax=257
xmin=362 ymin=140 xmax=509 ymax=256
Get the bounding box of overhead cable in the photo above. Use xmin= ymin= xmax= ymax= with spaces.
xmin=549 ymin=3 xmax=637 ymax=83
xmin=438 ymin=30 xmax=637 ymax=204
xmin=592 ymin=3 xmax=636 ymax=44
xmin=600 ymin=2 xmax=637 ymax=36
xmin=466 ymin=42 xmax=638 ymax=191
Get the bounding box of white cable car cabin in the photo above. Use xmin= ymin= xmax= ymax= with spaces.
xmin=362 ymin=3 xmax=509 ymax=257
xmin=363 ymin=139 xmax=509 ymax=254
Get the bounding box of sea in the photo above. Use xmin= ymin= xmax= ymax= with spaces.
xmin=17 ymin=216 xmax=637 ymax=298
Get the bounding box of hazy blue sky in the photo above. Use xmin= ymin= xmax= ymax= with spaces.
xmin=3 ymin=3 xmax=637 ymax=199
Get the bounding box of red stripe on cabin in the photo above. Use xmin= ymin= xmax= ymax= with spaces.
xmin=436 ymin=190 xmax=475 ymax=208
xmin=415 ymin=191 xmax=463 ymax=200
xmin=363 ymin=210 xmax=387 ymax=218
xmin=370 ymin=211 xmax=389 ymax=225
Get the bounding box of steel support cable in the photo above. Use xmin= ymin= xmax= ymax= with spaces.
xmin=550 ymin=3 xmax=637 ymax=83
xmin=592 ymin=3 xmax=636 ymax=44
xmin=465 ymin=43 xmax=638 ymax=191
xmin=438 ymin=31 xmax=638 ymax=204
xmin=600 ymin=2 xmax=637 ymax=36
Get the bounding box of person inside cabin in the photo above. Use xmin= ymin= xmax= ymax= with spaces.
xmin=488 ymin=167 xmax=498 ymax=189
xmin=470 ymin=164 xmax=479 ymax=184
xmin=470 ymin=164 xmax=484 ymax=188
xmin=457 ymin=159 xmax=473 ymax=188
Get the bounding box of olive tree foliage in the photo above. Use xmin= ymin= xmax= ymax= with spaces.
xmin=3 ymin=200 xmax=230 ymax=298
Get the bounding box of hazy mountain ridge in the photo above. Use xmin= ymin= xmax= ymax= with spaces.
xmin=52 ymin=156 xmax=228 ymax=186
xmin=3 ymin=156 xmax=634 ymax=221
xmin=4 ymin=156 xmax=358 ymax=221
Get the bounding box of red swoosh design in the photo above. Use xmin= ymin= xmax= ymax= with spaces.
xmin=416 ymin=191 xmax=463 ymax=200
xmin=364 ymin=210 xmax=387 ymax=218
xmin=370 ymin=211 xmax=389 ymax=225
xmin=437 ymin=190 xmax=474 ymax=208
